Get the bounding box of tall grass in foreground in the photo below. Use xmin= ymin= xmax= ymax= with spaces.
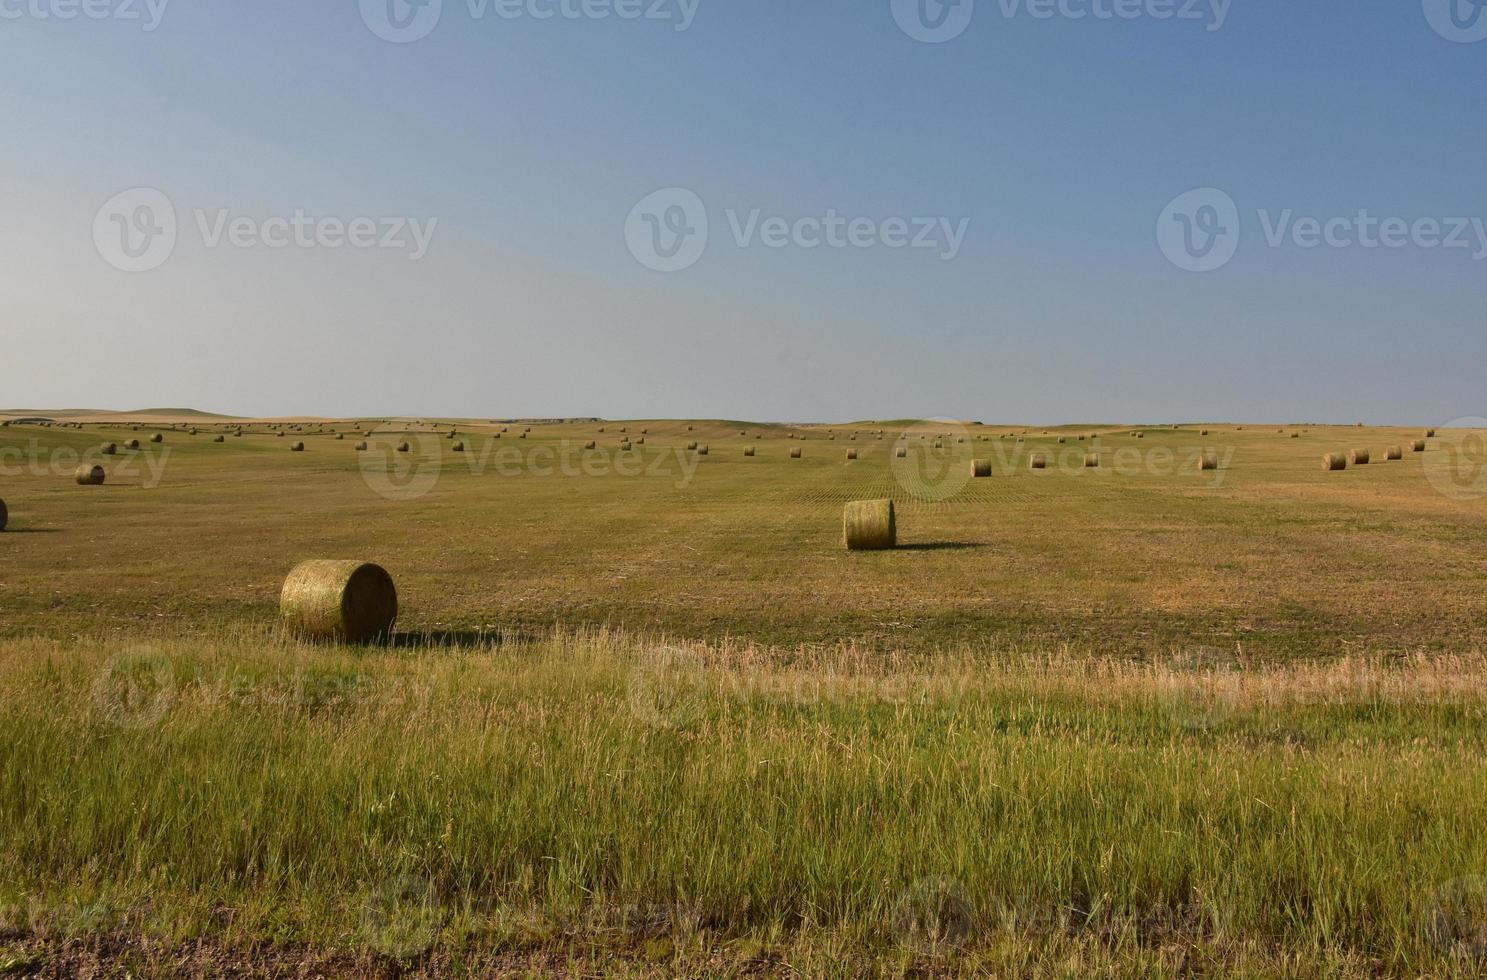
xmin=1 ymin=628 xmax=1487 ymax=976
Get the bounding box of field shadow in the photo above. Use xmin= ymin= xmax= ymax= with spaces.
xmin=1 ymin=528 xmax=60 ymax=534
xmin=897 ymin=542 xmax=985 ymax=552
xmin=388 ymin=628 xmax=539 ymax=651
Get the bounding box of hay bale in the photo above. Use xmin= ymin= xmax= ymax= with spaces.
xmin=744 ymin=446 xmax=756 ymax=457
xmin=150 ymin=433 xmax=163 ymax=443
xmin=896 ymin=447 xmax=907 ymax=458
xmin=1136 ymin=433 xmax=1145 ymax=439
xmin=1385 ymin=446 xmax=1402 ymax=460
xmin=1030 ymin=454 xmax=1047 ymax=470
xmin=519 ymin=433 xmax=527 ymax=439
xmin=971 ymin=459 xmax=992 ymax=478
xmin=846 ymin=449 xmax=858 ymax=460
xmin=1057 ymin=437 xmax=1066 ymax=444
xmin=1425 ymin=428 xmax=1436 ymax=438
xmin=124 ymin=439 xmax=140 ymax=450
xmin=1323 ymin=453 xmax=1347 ymax=471
xmin=636 ymin=437 xmax=645 ymax=445
xmin=336 ymin=433 xmax=344 ymax=441
xmin=1199 ymin=452 xmax=1218 ymax=471
xmin=1084 ymin=454 xmax=1100 ymax=468
xmin=453 ymin=442 xmax=465 ymax=452
xmin=213 ymin=435 xmax=225 ymax=443
xmin=101 ymin=443 xmax=117 ymax=455
xmin=1348 ymin=449 xmax=1370 ymax=465
xmin=843 ymin=499 xmax=895 ymax=551
xmin=290 ymin=442 xmax=305 ymax=452
xmin=279 ymin=560 xmax=397 ymax=644
xmin=354 ymin=441 xmax=368 ymax=451
xmin=1290 ymin=433 xmax=1300 ymax=439
xmin=790 ymin=448 xmax=802 ymax=459
xmin=584 ymin=441 xmax=597 ymax=450
xmin=686 ymin=441 xmax=698 ymax=451
xmin=1200 ymin=430 xmax=1209 ymax=436
xmin=75 ymin=465 xmax=105 ymax=486
xmin=697 ymin=445 xmax=709 ymax=456
xmin=1411 ymin=440 xmax=1426 ymax=452
xmin=397 ymin=441 xmax=411 ymax=453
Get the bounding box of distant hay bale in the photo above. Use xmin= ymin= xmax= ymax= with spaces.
xmin=846 ymin=449 xmax=858 ymax=460
xmin=149 ymin=433 xmax=163 ymax=443
xmin=697 ymin=445 xmax=709 ymax=456
xmin=1385 ymin=446 xmax=1402 ymax=460
xmin=971 ymin=459 xmax=992 ymax=478
xmin=744 ymin=446 xmax=756 ymax=456
xmin=290 ymin=442 xmax=305 ymax=452
xmin=896 ymin=447 xmax=907 ymax=458
xmin=843 ymin=499 xmax=896 ymax=551
xmin=279 ymin=560 xmax=397 ymax=644
xmin=355 ymin=441 xmax=368 ymax=451
xmin=519 ymin=433 xmax=527 ymax=439
xmin=336 ymin=434 xmax=344 ymax=440
xmin=1348 ymin=449 xmax=1370 ymax=465
xmin=212 ymin=435 xmax=225 ymax=443
xmin=1199 ymin=452 xmax=1218 ymax=471
xmin=1411 ymin=440 xmax=1425 ymax=452
xmin=1425 ymin=428 xmax=1436 ymax=438
xmin=75 ymin=465 xmax=105 ymax=486
xmin=397 ymin=441 xmax=410 ymax=453
xmin=1030 ymin=454 xmax=1047 ymax=470
xmin=1057 ymin=437 xmax=1066 ymax=444
xmin=453 ymin=442 xmax=465 ymax=452
xmin=584 ymin=441 xmax=597 ymax=450
xmin=101 ymin=443 xmax=117 ymax=455
xmin=124 ymin=439 xmax=140 ymax=450
xmin=1323 ymin=453 xmax=1347 ymax=471
xmin=1136 ymin=433 xmax=1145 ymax=439
xmin=1200 ymin=430 xmax=1210 ymax=436
xmin=1084 ymin=454 xmax=1100 ymax=468
xmin=636 ymin=437 xmax=645 ymax=445
xmin=1290 ymin=433 xmax=1300 ymax=439
xmin=1077 ymin=436 xmax=1085 ymax=442
xmin=791 ymin=448 xmax=802 ymax=459
xmin=686 ymin=441 xmax=698 ymax=451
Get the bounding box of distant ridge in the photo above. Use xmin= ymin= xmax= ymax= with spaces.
xmin=0 ymin=408 xmax=238 ymax=418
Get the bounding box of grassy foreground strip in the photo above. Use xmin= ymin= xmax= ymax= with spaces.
xmin=2 ymin=631 xmax=1486 ymax=977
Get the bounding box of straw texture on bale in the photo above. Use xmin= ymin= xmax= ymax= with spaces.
xmin=1323 ymin=453 xmax=1347 ymax=471
xmin=843 ymin=499 xmax=896 ymax=552
xmin=1349 ymin=449 xmax=1370 ymax=465
xmin=75 ymin=465 xmax=105 ymax=486
xmin=1030 ymin=454 xmax=1047 ymax=470
xmin=1199 ymin=452 xmax=1218 ymax=471
xmin=790 ymin=448 xmax=802 ymax=459
xmin=279 ymin=560 xmax=398 ymax=644
xmin=1385 ymin=446 xmax=1402 ymax=460
xmin=971 ymin=459 xmax=992 ymax=478
xmin=1084 ymin=454 xmax=1100 ymax=468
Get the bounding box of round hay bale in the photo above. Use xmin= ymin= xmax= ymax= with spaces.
xmin=336 ymin=434 xmax=345 ymax=441
xmin=1411 ymin=440 xmax=1426 ymax=452
xmin=971 ymin=459 xmax=992 ymax=478
xmin=790 ymin=448 xmax=802 ymax=459
xmin=744 ymin=446 xmax=756 ymax=457
xmin=101 ymin=443 xmax=117 ymax=455
xmin=124 ymin=439 xmax=140 ymax=450
xmin=1290 ymin=433 xmax=1300 ymax=439
xmin=277 ymin=432 xmax=285 ymax=438
xmin=636 ymin=437 xmax=645 ymax=445
xmin=1200 ymin=430 xmax=1209 ymax=436
xmin=584 ymin=441 xmax=597 ymax=450
xmin=1030 ymin=454 xmax=1048 ymax=470
xmin=598 ymin=427 xmax=605 ymax=434
xmin=279 ymin=560 xmax=397 ymax=644
xmin=1199 ymin=452 xmax=1218 ymax=471
xmin=846 ymin=449 xmax=858 ymax=460
xmin=213 ymin=435 xmax=225 ymax=443
xmin=1348 ymin=449 xmax=1370 ymax=465
xmin=1057 ymin=437 xmax=1067 ymax=444
xmin=1323 ymin=453 xmax=1347 ymax=471
xmin=686 ymin=441 xmax=698 ymax=451
xmin=190 ymin=428 xmax=198 ymax=436
xmin=1136 ymin=433 xmax=1145 ymax=439
xmin=290 ymin=441 xmax=305 ymax=452
xmin=1425 ymin=428 xmax=1436 ymax=438
xmin=355 ymin=441 xmax=368 ymax=451
xmin=697 ymin=445 xmax=709 ymax=456
xmin=149 ymin=433 xmax=163 ymax=443
xmin=75 ymin=465 xmax=105 ymax=486
xmin=1385 ymin=446 xmax=1402 ymax=460
xmin=896 ymin=447 xmax=908 ymax=458
xmin=453 ymin=442 xmax=465 ymax=452
xmin=519 ymin=433 xmax=527 ymax=439
xmin=397 ymin=441 xmax=411 ymax=453
xmin=843 ymin=499 xmax=895 ymax=551
xmin=1084 ymin=454 xmax=1100 ymax=468
xmin=0 ymin=499 xmax=7 ymax=531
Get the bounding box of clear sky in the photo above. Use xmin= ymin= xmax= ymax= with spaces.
xmin=3 ymin=0 xmax=1483 ymax=423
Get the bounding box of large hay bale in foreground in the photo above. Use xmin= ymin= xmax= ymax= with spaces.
xmin=452 ymin=442 xmax=465 ymax=452
xmin=686 ymin=441 xmax=698 ymax=451
xmin=971 ymin=459 xmax=992 ymax=478
xmin=843 ymin=499 xmax=895 ymax=551
xmin=279 ymin=560 xmax=398 ymax=644
xmin=1385 ymin=446 xmax=1402 ymax=460
xmin=1030 ymin=454 xmax=1047 ymax=470
xmin=75 ymin=465 xmax=105 ymax=486
xmin=1348 ymin=449 xmax=1370 ymax=465
xmin=1323 ymin=453 xmax=1347 ymax=471
xmin=584 ymin=441 xmax=597 ymax=450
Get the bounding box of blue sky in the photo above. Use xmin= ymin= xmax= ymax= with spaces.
xmin=2 ymin=0 xmax=1483 ymax=423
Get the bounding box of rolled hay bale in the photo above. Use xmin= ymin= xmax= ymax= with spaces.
xmin=1348 ymin=449 xmax=1370 ymax=466
xmin=519 ymin=433 xmax=527 ymax=439
xmin=697 ymin=445 xmax=709 ymax=456
xmin=584 ymin=441 xmax=597 ymax=450
xmin=363 ymin=430 xmax=373 ymax=438
xmin=355 ymin=441 xmax=369 ymax=451
xmin=1385 ymin=446 xmax=1403 ymax=461
xmin=843 ymin=499 xmax=896 ymax=551
xmin=1057 ymin=437 xmax=1067 ymax=444
xmin=1077 ymin=436 xmax=1086 ymax=442
xmin=452 ymin=442 xmax=465 ymax=453
xmin=744 ymin=446 xmax=756 ymax=457
xmin=636 ymin=437 xmax=645 ymax=445
xmin=790 ymin=448 xmax=803 ymax=459
xmin=397 ymin=441 xmax=411 ymax=453
xmin=1200 ymin=430 xmax=1210 ymax=436
xmin=149 ymin=433 xmax=163 ymax=444
xmin=1199 ymin=452 xmax=1218 ymax=471
xmin=896 ymin=447 xmax=908 ymax=458
xmin=190 ymin=428 xmax=198 ymax=436
xmin=1425 ymin=428 xmax=1437 ymax=438
xmin=846 ymin=449 xmax=858 ymax=460
xmin=235 ymin=430 xmax=243 ymax=437
xmin=598 ymin=427 xmax=605 ymax=433
xmin=620 ymin=442 xmax=632 ymax=451
xmin=279 ymin=560 xmax=397 ymax=644
xmin=1030 ymin=454 xmax=1048 ymax=470
xmin=686 ymin=441 xmax=698 ymax=451
xmin=1084 ymin=454 xmax=1100 ymax=468
xmin=1323 ymin=453 xmax=1347 ymax=471
xmin=290 ymin=442 xmax=305 ymax=452
xmin=971 ymin=459 xmax=992 ymax=478
xmin=277 ymin=432 xmax=285 ymax=438
xmin=1290 ymin=433 xmax=1300 ymax=439
xmin=213 ymin=435 xmax=225 ymax=443
xmin=446 ymin=431 xmax=456 ymax=439
xmin=75 ymin=465 xmax=106 ymax=486
xmin=1137 ymin=433 xmax=1145 ymax=439
xmin=124 ymin=439 xmax=140 ymax=450
xmin=101 ymin=443 xmax=117 ymax=455
xmin=1412 ymin=440 xmax=1426 ymax=452
xmin=336 ymin=433 xmax=345 ymax=441
xmin=0 ymin=498 xmax=6 ymax=531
